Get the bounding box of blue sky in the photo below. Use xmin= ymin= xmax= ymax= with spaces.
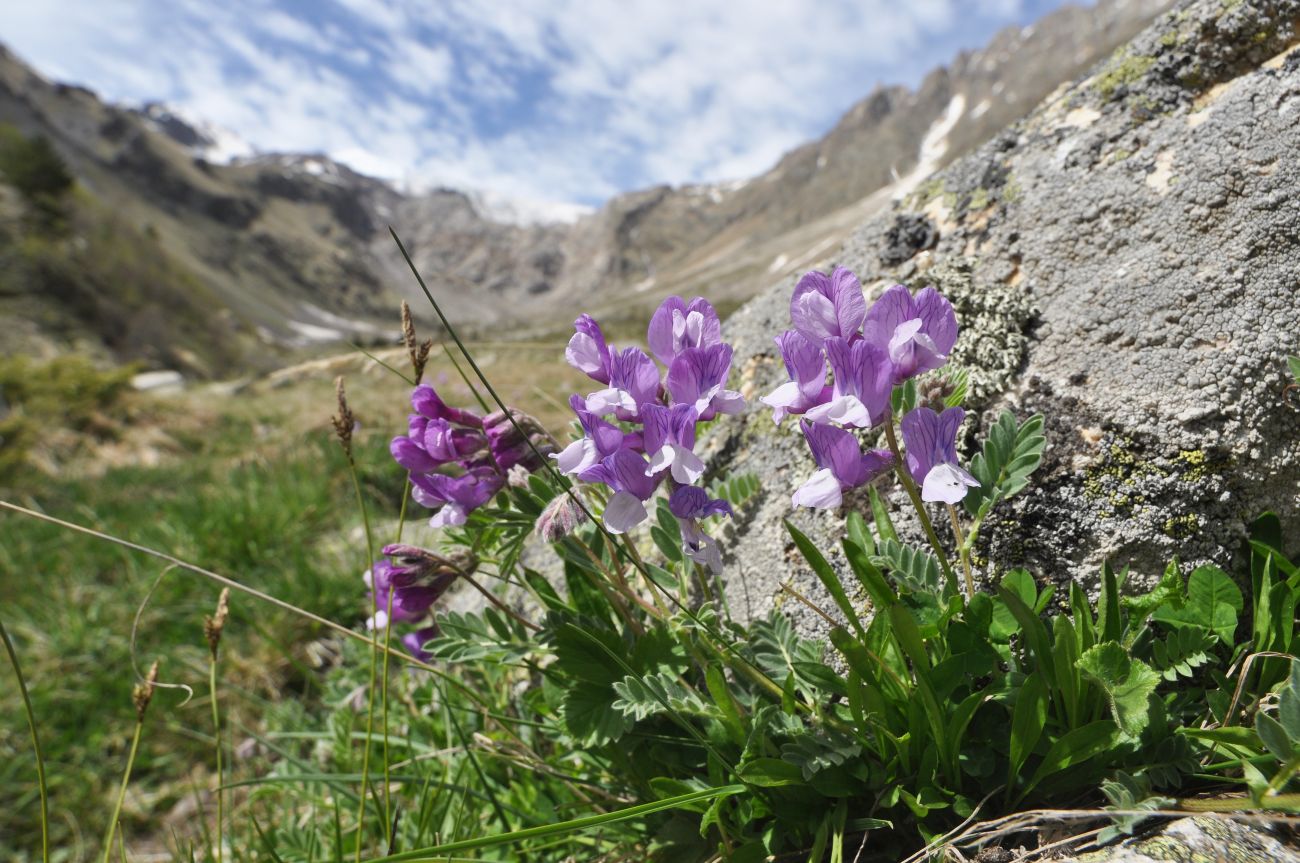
xmin=1 ymin=0 xmax=1075 ymax=209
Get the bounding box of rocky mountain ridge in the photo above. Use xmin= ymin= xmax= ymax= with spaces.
xmin=0 ymin=0 xmax=1170 ymax=372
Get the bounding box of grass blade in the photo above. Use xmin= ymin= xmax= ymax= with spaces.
xmin=0 ymin=617 xmax=49 ymax=863
xmin=363 ymin=784 xmax=746 ymax=862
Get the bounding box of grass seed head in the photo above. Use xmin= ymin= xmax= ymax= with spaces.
xmin=331 ymin=376 xmax=356 ymax=456
xmin=203 ymin=587 xmax=230 ymax=660
xmin=133 ymin=660 xmax=160 ymax=721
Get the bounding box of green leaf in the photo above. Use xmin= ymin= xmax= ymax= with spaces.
xmin=738 ymin=758 xmax=805 ymax=788
xmin=1177 ymin=726 xmax=1262 ymax=749
xmin=553 ymin=623 xmax=628 ymax=685
xmin=1152 ymin=565 xmax=1243 ymax=645
xmin=872 ymin=538 xmax=943 ymax=595
xmin=1099 ymin=562 xmax=1123 ymax=644
xmin=1077 ymin=643 xmax=1161 ymax=739
xmin=564 ymin=681 xmax=633 ymax=745
xmin=781 ymin=728 xmax=863 ymax=780
xmin=1288 ymin=355 xmax=1300 ymax=383
xmin=1022 ymin=721 xmax=1119 ymax=801
xmin=612 ymin=671 xmax=714 ymax=722
xmin=846 ymin=510 xmax=876 ymax=556
xmin=996 ymin=585 xmax=1055 ymax=688
xmin=651 ymin=525 xmax=684 ymax=562
xmin=1256 ymin=712 xmax=1297 ymax=763
xmin=843 ymin=538 xmax=897 ymax=609
xmin=1123 ymin=558 xmax=1184 ymax=633
xmin=786 ymin=520 xmax=866 ymax=640
xmin=869 ymin=486 xmax=897 ymax=543
xmin=1008 ymin=673 xmax=1048 ymax=787
xmin=750 ymin=613 xmax=824 ymax=683
xmin=1281 ymin=661 xmax=1300 ymax=740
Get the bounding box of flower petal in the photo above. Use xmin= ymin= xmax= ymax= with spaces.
xmin=602 ymin=491 xmax=648 ymax=534
xmin=921 ymin=462 xmax=980 ymax=504
xmin=792 ymin=468 xmax=844 ymax=509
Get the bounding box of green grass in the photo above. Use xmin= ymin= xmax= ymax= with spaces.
xmin=0 ymin=414 xmax=402 ymax=861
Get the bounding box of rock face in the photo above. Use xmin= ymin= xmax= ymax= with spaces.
xmin=711 ymin=0 xmax=1300 ymax=630
xmin=1062 ymin=815 xmax=1300 ymax=862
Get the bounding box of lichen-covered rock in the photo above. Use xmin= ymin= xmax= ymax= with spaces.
xmin=710 ymin=0 xmax=1300 ymax=628
xmin=1059 ymin=815 xmax=1300 ymax=862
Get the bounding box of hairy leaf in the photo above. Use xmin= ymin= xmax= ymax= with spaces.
xmin=1078 ymin=643 xmax=1161 ymax=738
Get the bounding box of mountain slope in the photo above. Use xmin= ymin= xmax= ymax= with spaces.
xmin=0 ymin=0 xmax=1171 ymax=370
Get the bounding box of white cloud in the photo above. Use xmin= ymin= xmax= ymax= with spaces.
xmin=0 ymin=0 xmax=1050 ymax=206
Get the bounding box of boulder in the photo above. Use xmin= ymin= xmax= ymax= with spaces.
xmin=710 ymin=0 xmax=1300 ymax=633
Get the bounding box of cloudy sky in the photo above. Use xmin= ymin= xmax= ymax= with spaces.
xmin=2 ymin=0 xmax=1073 ymax=208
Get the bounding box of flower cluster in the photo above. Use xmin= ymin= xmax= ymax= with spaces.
xmin=556 ymin=297 xmax=745 ymax=572
xmin=365 ymin=545 xmax=477 ymax=661
xmin=762 ymin=266 xmax=976 ymax=508
xmin=390 ymin=385 xmax=554 ymax=528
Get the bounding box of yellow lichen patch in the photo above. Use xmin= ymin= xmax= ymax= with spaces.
xmin=1146 ymin=149 xmax=1176 ymax=194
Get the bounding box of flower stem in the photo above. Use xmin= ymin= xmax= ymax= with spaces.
xmin=102 ymin=719 xmax=144 ymax=863
xmin=209 ymin=657 xmax=223 ymax=863
xmin=1 ymin=618 xmax=48 ymax=863
xmin=344 ymin=451 xmax=378 ymax=862
xmin=946 ymin=503 xmax=975 ymax=598
xmin=882 ymin=421 xmax=958 ymax=597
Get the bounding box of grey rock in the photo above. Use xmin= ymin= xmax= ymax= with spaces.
xmin=1058 ymin=815 xmax=1300 ymax=862
xmin=709 ymin=0 xmax=1300 ymax=630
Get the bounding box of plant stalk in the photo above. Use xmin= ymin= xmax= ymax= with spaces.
xmin=1 ymin=617 xmax=48 ymax=863
xmin=882 ymin=421 xmax=958 ymax=596
xmin=946 ymin=503 xmax=976 ymax=598
xmin=209 ymin=657 xmax=223 ymax=863
xmin=103 ymin=720 xmax=144 ymax=863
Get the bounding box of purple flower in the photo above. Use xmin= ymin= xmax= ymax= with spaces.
xmin=647 ymin=296 xmax=722 ymax=365
xmin=641 ymin=403 xmax=704 ymax=484
xmin=668 ymin=486 xmax=733 ymax=575
xmin=668 ymin=485 xmax=733 ymax=520
xmin=584 ymin=346 xmax=661 ymax=420
xmin=553 ymin=395 xmax=637 ymax=476
xmin=401 ymin=624 xmax=441 ymax=662
xmin=483 ymin=408 xmax=555 ymax=472
xmin=391 ymin=415 xmax=486 ymax=472
xmin=411 ymin=384 xmax=483 ymax=428
xmin=791 ymin=421 xmax=894 ymax=510
xmin=803 ymin=337 xmax=893 ymax=429
xmin=900 ymin=407 xmax=979 ymax=504
xmin=410 ymin=468 xmax=504 ymax=528
xmin=579 ymin=448 xmax=659 ymax=534
xmin=666 ymin=344 xmax=746 ymax=420
xmin=862 ymin=285 xmax=958 ymax=383
xmin=790 ymin=267 xmax=867 ymax=343
xmin=760 ymin=330 xmax=829 ymax=424
xmin=565 ymin=314 xmax=614 ymax=384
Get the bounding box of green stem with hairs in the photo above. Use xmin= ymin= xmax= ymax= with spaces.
xmin=882 ymin=420 xmax=958 ymax=597
xmin=946 ymin=503 xmax=976 ymax=598
xmin=1 ymin=617 xmax=48 ymax=863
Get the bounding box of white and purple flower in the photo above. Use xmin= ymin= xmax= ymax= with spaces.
xmin=647 ymin=296 xmax=722 ymax=366
xmin=668 ymin=485 xmax=733 ymax=575
xmin=641 ymin=403 xmax=704 ymax=484
xmin=759 ymin=330 xmax=829 ymax=424
xmin=791 ymin=420 xmax=893 ymax=510
xmin=579 ymin=448 xmax=660 ymax=534
xmin=584 ymin=346 xmax=661 ymax=420
xmin=900 ymin=406 xmax=979 ymax=504
xmin=861 ymin=285 xmax=959 ymax=383
xmin=789 ymin=266 xmax=867 ymax=343
xmin=666 ymin=344 xmax=746 ymax=421
xmin=803 ymin=337 xmax=893 ymax=429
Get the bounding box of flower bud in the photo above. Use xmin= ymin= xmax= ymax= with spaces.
xmin=535 ymin=492 xmax=589 ymax=543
